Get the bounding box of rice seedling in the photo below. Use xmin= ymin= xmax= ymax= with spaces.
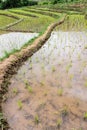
xmin=29 ymin=63 xmax=32 ymax=69
xmin=84 ymin=80 xmax=87 ymax=87
xmin=27 ymin=86 xmax=33 ymax=93
xmin=61 ymin=105 xmax=68 ymax=116
xmin=44 ymin=91 xmax=48 ymax=96
xmin=83 ymin=112 xmax=87 ymax=120
xmin=24 ymin=80 xmax=29 ymax=87
xmin=40 ymin=81 xmax=45 ymax=86
xmin=52 ymin=66 xmax=56 ymax=72
xmin=82 ymin=61 xmax=87 ymax=68
xmin=57 ymin=118 xmax=62 ymax=128
xmin=12 ymin=88 xmax=18 ymax=94
xmin=24 ymin=80 xmax=33 ymax=93
xmin=17 ymin=100 xmax=23 ymax=109
xmin=34 ymin=114 xmax=39 ymax=124
xmin=57 ymin=88 xmax=63 ymax=96
xmin=78 ymin=53 xmax=81 ymax=60
xmin=39 ymin=101 xmax=46 ymax=108
xmin=69 ymin=74 xmax=74 ymax=80
xmin=66 ymin=63 xmax=72 ymax=73
xmin=84 ymin=44 xmax=87 ymax=49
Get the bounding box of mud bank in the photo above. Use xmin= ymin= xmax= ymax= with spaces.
xmin=0 ymin=16 xmax=66 ymax=129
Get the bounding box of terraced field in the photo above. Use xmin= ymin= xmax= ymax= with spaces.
xmin=0 ymin=7 xmax=63 ymax=60
xmin=0 ymin=5 xmax=87 ymax=130
xmin=0 ymin=7 xmax=62 ymax=34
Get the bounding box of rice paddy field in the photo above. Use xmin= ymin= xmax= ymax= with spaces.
xmin=0 ymin=4 xmax=87 ymax=130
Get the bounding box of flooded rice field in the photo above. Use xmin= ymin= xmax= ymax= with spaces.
xmin=2 ymin=16 xmax=87 ymax=130
xmin=0 ymin=32 xmax=38 ymax=60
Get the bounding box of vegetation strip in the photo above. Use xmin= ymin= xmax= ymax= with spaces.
xmin=0 ymin=13 xmax=19 ymax=19
xmin=32 ymin=7 xmax=83 ymax=15
xmin=0 ymin=15 xmax=66 ymax=129
xmin=9 ymin=10 xmax=39 ymax=18
xmin=22 ymin=8 xmax=60 ymax=18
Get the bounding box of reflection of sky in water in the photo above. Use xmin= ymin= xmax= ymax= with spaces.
xmin=16 ymin=31 xmax=87 ymax=101
xmin=0 ymin=32 xmax=38 ymax=59
xmin=32 ymin=31 xmax=87 ymax=64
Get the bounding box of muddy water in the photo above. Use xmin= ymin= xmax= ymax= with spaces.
xmin=0 ymin=32 xmax=38 ymax=59
xmin=2 ymin=30 xmax=87 ymax=129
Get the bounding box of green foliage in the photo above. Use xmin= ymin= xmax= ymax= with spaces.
xmin=0 ymin=0 xmax=38 ymax=9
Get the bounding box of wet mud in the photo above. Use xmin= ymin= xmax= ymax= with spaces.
xmin=2 ymin=30 xmax=87 ymax=130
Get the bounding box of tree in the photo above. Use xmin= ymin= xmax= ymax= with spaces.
xmin=21 ymin=0 xmax=29 ymax=6
xmin=0 ymin=0 xmax=38 ymax=9
xmin=1 ymin=0 xmax=21 ymax=9
xmin=51 ymin=0 xmax=62 ymax=4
